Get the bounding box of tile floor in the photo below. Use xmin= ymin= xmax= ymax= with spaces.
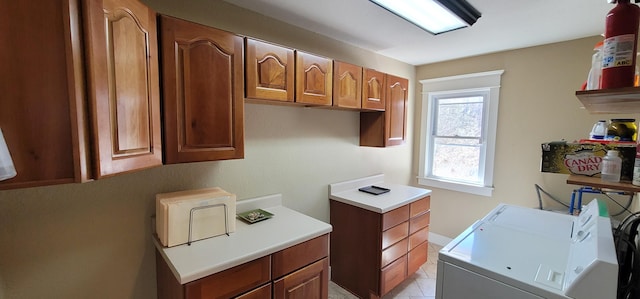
xmin=329 ymin=243 xmax=443 ymax=299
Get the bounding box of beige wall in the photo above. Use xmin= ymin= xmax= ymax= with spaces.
xmin=415 ymin=36 xmax=639 ymax=239
xmin=0 ymin=1 xmax=415 ymax=298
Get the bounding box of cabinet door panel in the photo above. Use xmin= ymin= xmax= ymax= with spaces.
xmin=333 ymin=61 xmax=362 ymax=109
xmin=385 ymin=75 xmax=408 ymax=146
xmin=160 ymin=15 xmax=244 ymax=163
xmin=273 ymin=258 xmax=328 ymax=299
xmin=362 ymin=69 xmax=385 ymax=111
xmin=0 ymin=0 xmax=90 ymax=189
xmin=246 ymin=38 xmax=294 ymax=102
xmin=84 ymin=0 xmax=162 ymax=177
xmin=295 ymin=51 xmax=332 ymax=105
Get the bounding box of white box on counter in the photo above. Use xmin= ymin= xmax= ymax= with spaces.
xmin=156 ymin=187 xmax=236 ymax=247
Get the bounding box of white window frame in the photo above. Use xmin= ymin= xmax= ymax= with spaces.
xmin=418 ymin=70 xmax=504 ymax=197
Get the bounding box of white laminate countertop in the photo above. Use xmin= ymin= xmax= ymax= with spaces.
xmin=154 ymin=194 xmax=332 ymax=284
xmin=329 ymin=174 xmax=432 ymax=213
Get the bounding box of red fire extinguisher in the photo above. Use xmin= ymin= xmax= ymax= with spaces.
xmin=602 ymin=0 xmax=640 ymax=89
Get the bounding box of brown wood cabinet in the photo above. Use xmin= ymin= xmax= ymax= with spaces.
xmin=245 ymin=38 xmax=295 ymax=103
xmin=0 ymin=0 xmax=162 ymax=189
xmin=333 ymin=61 xmax=363 ymax=109
xmin=362 ymin=69 xmax=386 ymax=111
xmin=296 ymin=51 xmax=333 ymax=106
xmin=83 ymin=0 xmax=163 ymax=178
xmin=156 ymin=234 xmax=329 ymax=299
xmin=159 ymin=15 xmax=244 ymax=163
xmin=330 ymin=196 xmax=430 ymax=298
xmin=360 ymin=74 xmax=408 ymax=147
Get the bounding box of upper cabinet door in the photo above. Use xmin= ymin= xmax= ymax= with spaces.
xmin=245 ymin=38 xmax=294 ymax=102
xmin=83 ymin=0 xmax=162 ymax=178
xmin=333 ymin=61 xmax=362 ymax=109
xmin=296 ymin=51 xmax=333 ymax=106
xmin=159 ymin=15 xmax=244 ymax=164
xmin=362 ymin=69 xmax=386 ymax=111
xmin=385 ymin=75 xmax=408 ymax=146
xmin=0 ymin=0 xmax=90 ymax=190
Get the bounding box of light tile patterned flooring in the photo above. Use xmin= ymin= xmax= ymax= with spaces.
xmin=329 ymin=243 xmax=443 ymax=299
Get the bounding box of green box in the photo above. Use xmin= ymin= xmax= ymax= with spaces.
xmin=541 ymin=141 xmax=636 ymax=181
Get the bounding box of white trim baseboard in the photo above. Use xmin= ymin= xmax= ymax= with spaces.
xmin=429 ymin=232 xmax=453 ymax=247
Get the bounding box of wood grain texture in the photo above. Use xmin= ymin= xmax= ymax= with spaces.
xmin=385 ymin=75 xmax=408 ymax=146
xmin=185 ymin=256 xmax=271 ymax=299
xmin=272 ymin=234 xmax=329 ymax=279
xmin=83 ymin=0 xmax=162 ymax=177
xmin=382 ymin=222 xmax=408 ymax=250
xmin=380 ymin=256 xmax=407 ymax=296
xmin=407 ymin=242 xmax=428 ymax=276
xmin=245 ymin=38 xmax=294 ymax=102
xmin=362 ymin=69 xmax=386 ymax=111
xmin=273 ymin=258 xmax=328 ymax=299
xmin=333 ymin=61 xmax=362 ymax=109
xmin=409 ymin=196 xmax=430 ymax=217
xmin=235 ymin=283 xmax=272 ymax=299
xmin=295 ymin=51 xmax=332 ymax=105
xmin=0 ymin=0 xmax=90 ymax=189
xmin=159 ymin=15 xmax=244 ymax=163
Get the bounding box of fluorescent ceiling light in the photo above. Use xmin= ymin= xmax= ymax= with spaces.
xmin=370 ymin=0 xmax=481 ymax=35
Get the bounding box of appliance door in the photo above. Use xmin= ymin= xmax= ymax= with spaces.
xmin=437 ymin=262 xmax=544 ymax=299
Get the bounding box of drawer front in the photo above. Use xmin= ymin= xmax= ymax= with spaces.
xmin=380 ymin=255 xmax=407 ymax=296
xmin=409 ymin=211 xmax=430 ymax=235
xmin=410 ymin=196 xmax=430 ymax=218
xmin=185 ymin=256 xmax=271 ymax=299
xmin=408 ymin=226 xmax=429 ymax=250
xmin=272 ymin=234 xmax=329 ymax=279
xmin=407 ymin=242 xmax=428 ymax=275
xmin=382 ymin=221 xmax=408 ymax=249
xmin=381 ymin=238 xmax=408 ymax=268
xmin=235 ymin=283 xmax=271 ymax=299
xmin=382 ymin=205 xmax=410 ymax=231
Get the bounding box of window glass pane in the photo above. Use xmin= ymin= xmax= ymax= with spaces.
xmin=435 ymin=96 xmax=483 ymax=138
xmin=432 ymin=137 xmax=480 ymax=182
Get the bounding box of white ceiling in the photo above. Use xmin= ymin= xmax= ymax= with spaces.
xmin=224 ymin=0 xmax=613 ymax=65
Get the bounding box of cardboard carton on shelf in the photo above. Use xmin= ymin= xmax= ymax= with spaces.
xmin=541 ymin=140 xmax=636 ymax=181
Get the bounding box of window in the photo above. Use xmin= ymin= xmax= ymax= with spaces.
xmin=418 ymin=70 xmax=503 ymax=196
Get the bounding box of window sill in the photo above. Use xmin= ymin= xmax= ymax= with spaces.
xmin=417 ymin=177 xmax=493 ymax=197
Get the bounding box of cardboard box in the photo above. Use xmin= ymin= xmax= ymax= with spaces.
xmin=541 ymin=141 xmax=636 ymax=181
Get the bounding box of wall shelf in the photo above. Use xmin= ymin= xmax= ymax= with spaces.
xmin=566 ymin=175 xmax=640 ymax=193
xmin=576 ymin=87 xmax=640 ymax=114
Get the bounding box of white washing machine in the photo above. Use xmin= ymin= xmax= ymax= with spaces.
xmin=436 ymin=199 xmax=618 ymax=299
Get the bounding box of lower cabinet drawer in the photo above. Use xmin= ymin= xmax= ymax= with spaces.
xmin=407 ymin=242 xmax=428 ymax=275
xmin=409 ymin=211 xmax=430 ymax=234
xmin=185 ymin=256 xmax=271 ymax=299
xmin=409 ymin=196 xmax=430 ymax=218
xmin=382 ymin=221 xmax=408 ymax=249
xmin=382 ymin=205 xmax=410 ymax=231
xmin=381 ymin=238 xmax=408 ymax=268
xmin=380 ymin=255 xmax=407 ymax=296
xmin=408 ymin=226 xmax=429 ymax=250
xmin=272 ymin=234 xmax=329 ymax=279
xmin=235 ymin=283 xmax=272 ymax=299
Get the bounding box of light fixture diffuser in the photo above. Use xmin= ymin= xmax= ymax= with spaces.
xmin=370 ymin=0 xmax=481 ymax=35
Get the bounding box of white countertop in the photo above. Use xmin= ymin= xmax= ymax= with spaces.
xmin=329 ymin=174 xmax=432 ymax=213
xmin=154 ymin=194 xmax=332 ymax=284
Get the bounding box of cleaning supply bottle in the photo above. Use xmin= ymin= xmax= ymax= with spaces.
xmin=633 ymin=144 xmax=640 ymax=185
xmin=587 ymin=41 xmax=604 ymax=90
xmin=601 ymin=150 xmax=622 ymax=182
xmin=601 ymin=0 xmax=640 ymax=89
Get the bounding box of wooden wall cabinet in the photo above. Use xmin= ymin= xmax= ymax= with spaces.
xmin=245 ymin=38 xmax=295 ymax=103
xmin=360 ymin=74 xmax=408 ymax=147
xmin=333 ymin=61 xmax=363 ymax=109
xmin=156 ymin=234 xmax=329 ymax=299
xmin=0 ymin=0 xmax=161 ymax=190
xmin=296 ymin=51 xmax=333 ymax=106
xmin=83 ymin=0 xmax=163 ymax=177
xmin=330 ymin=196 xmax=430 ymax=298
xmin=362 ymin=68 xmax=386 ymax=111
xmin=159 ymin=15 xmax=245 ymax=164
